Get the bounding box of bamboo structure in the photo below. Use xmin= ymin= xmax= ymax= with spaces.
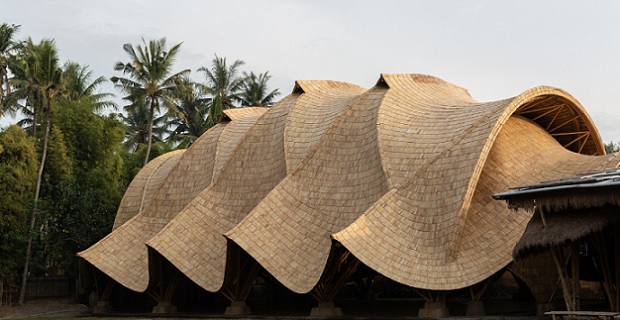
xmin=495 ymin=168 xmax=620 ymax=311
xmin=79 ymin=74 xmax=620 ymax=315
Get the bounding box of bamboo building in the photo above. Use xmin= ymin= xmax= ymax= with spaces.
xmin=78 ymin=74 xmax=620 ymax=317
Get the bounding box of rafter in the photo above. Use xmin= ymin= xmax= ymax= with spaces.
xmin=548 ymin=115 xmax=581 ymax=133
xmin=562 ymin=133 xmax=589 ymax=149
xmin=516 ymin=96 xmax=557 ymax=113
xmin=545 ymin=106 xmax=564 ymax=131
xmin=530 ymin=105 xmax=563 ymax=122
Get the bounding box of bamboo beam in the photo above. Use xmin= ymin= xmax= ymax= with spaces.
xmin=562 ymin=133 xmax=589 ymax=149
xmin=593 ymin=234 xmax=615 ymax=310
xmin=552 ymin=246 xmax=573 ymax=311
xmin=531 ymin=105 xmax=563 ymax=122
xmin=550 ymin=131 xmax=589 ymax=137
xmin=545 ymin=107 xmax=564 ymax=131
xmin=101 ymin=279 xmax=114 ymax=301
xmin=548 ymin=115 xmax=581 ymax=133
xmin=577 ymin=133 xmax=590 ymax=154
xmin=164 ymin=271 xmax=180 ymax=302
xmin=571 ymin=243 xmax=580 ymax=311
xmin=516 ymin=97 xmax=557 ymax=113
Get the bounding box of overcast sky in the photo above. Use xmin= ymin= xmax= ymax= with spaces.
xmin=2 ymin=0 xmax=620 ymax=142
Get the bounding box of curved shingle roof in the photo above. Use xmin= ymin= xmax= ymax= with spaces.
xmin=80 ymin=74 xmax=619 ymax=296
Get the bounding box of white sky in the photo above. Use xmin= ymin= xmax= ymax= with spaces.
xmin=2 ymin=0 xmax=620 ymax=142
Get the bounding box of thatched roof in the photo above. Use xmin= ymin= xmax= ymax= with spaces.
xmin=494 ymin=168 xmax=620 ymax=258
xmin=508 ymin=250 xmax=560 ymax=302
xmin=494 ymin=168 xmax=620 ymax=212
xmin=80 ymin=74 xmax=620 ymax=295
xmin=512 ymin=207 xmax=616 ymax=258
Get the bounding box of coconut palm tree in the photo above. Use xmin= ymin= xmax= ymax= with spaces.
xmin=237 ymin=71 xmax=280 ymax=107
xmin=111 ymin=38 xmax=189 ymax=166
xmin=0 ymin=23 xmax=20 ymax=101
xmin=62 ymin=61 xmax=116 ymax=111
xmin=5 ymin=38 xmax=45 ymax=137
xmin=166 ymin=76 xmax=210 ymax=146
xmin=5 ymin=38 xmax=63 ymax=305
xmin=198 ymin=55 xmax=245 ymax=110
xmin=120 ymin=96 xmax=169 ymax=152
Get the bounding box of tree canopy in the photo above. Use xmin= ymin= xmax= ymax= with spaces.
xmin=0 ymin=26 xmax=282 ymax=304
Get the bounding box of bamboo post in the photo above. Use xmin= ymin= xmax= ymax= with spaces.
xmin=594 ymin=233 xmax=615 ymax=310
xmin=571 ymin=243 xmax=580 ymax=311
xmin=551 ymin=246 xmax=573 ymax=311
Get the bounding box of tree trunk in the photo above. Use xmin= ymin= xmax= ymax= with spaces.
xmin=1 ymin=278 xmax=4 ymax=306
xmin=19 ymin=99 xmax=51 ymax=305
xmin=143 ymin=98 xmax=155 ymax=167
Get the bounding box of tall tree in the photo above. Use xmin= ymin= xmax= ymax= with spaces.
xmin=167 ymin=76 xmax=211 ymax=145
xmin=111 ymin=38 xmax=189 ymax=166
xmin=237 ymin=71 xmax=280 ymax=107
xmin=42 ymin=99 xmax=125 ymax=276
xmin=198 ymin=54 xmax=245 ymax=110
xmin=0 ymin=125 xmax=36 ymax=306
xmin=62 ymin=61 xmax=116 ymax=111
xmin=120 ymin=97 xmax=169 ymax=152
xmin=0 ymin=23 xmax=20 ymax=102
xmin=6 ymin=38 xmax=64 ymax=305
xmin=4 ymin=38 xmax=43 ymax=137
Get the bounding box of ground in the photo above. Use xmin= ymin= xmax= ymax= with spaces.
xmin=0 ymin=299 xmax=88 ymax=319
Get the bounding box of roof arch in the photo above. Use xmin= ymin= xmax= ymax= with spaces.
xmin=510 ymin=87 xmax=604 ymax=155
xmin=333 ymin=77 xmax=616 ymax=291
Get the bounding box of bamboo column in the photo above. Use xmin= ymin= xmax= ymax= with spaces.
xmin=414 ymin=289 xmax=449 ymax=318
xmin=593 ymin=229 xmax=617 ymax=311
xmin=221 ymin=244 xmax=261 ymax=315
xmin=147 ymin=256 xmax=179 ymax=314
xmin=92 ymin=269 xmax=114 ymax=314
xmin=309 ymin=244 xmax=361 ymax=317
xmin=551 ymin=245 xmax=580 ymax=311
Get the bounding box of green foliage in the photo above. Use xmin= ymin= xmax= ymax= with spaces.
xmin=0 ymin=23 xmax=20 ymax=102
xmin=604 ymin=141 xmax=619 ymax=154
xmin=42 ymin=125 xmax=72 ymax=184
xmin=167 ymin=77 xmax=211 ymax=145
xmin=34 ymin=98 xmax=126 ymax=276
xmin=198 ymin=54 xmax=245 ymax=109
xmin=111 ymin=37 xmax=190 ymax=166
xmin=208 ymin=93 xmax=223 ymax=128
xmin=54 ymin=99 xmax=125 ymax=190
xmin=0 ymin=26 xmax=283 ymax=284
xmin=237 ymin=71 xmax=280 ymax=107
xmin=0 ymin=125 xmax=36 ymax=283
xmin=61 ymin=61 xmax=116 ymax=111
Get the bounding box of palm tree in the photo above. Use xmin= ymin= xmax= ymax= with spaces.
xmin=120 ymin=95 xmax=169 ymax=152
xmin=111 ymin=38 xmax=189 ymax=166
xmin=167 ymin=76 xmax=210 ymax=146
xmin=237 ymin=71 xmax=280 ymax=107
xmin=5 ymin=39 xmax=45 ymax=137
xmin=0 ymin=23 xmax=20 ymax=101
xmin=62 ymin=61 xmax=116 ymax=111
xmin=198 ymin=54 xmax=245 ymax=109
xmin=5 ymin=38 xmax=63 ymax=305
